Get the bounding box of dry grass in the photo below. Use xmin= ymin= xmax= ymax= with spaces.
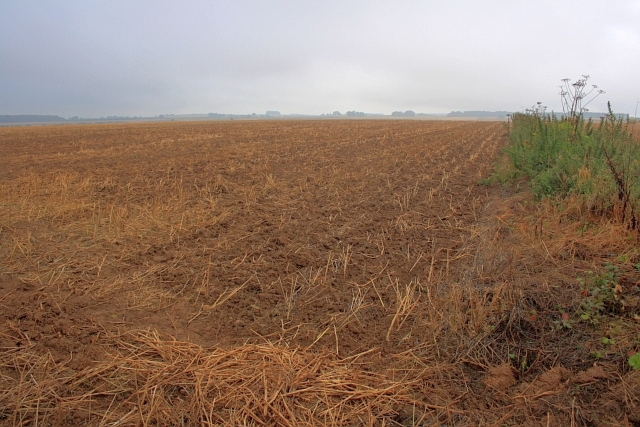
xmin=0 ymin=330 xmax=417 ymax=426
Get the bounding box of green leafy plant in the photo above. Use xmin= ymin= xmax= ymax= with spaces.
xmin=601 ymin=336 xmax=616 ymax=345
xmin=578 ymin=263 xmax=622 ymax=324
xmin=553 ymin=311 xmax=573 ymax=329
xmin=629 ymin=353 xmax=640 ymax=370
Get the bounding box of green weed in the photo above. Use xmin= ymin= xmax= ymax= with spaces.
xmin=577 ymin=264 xmax=622 ymax=324
xmin=502 ymin=98 xmax=639 ymax=229
xmin=629 ymin=353 xmax=640 ymax=370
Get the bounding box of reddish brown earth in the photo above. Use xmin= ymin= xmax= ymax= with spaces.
xmin=0 ymin=120 xmax=502 ymax=354
xmin=2 ymin=120 xmax=637 ymax=426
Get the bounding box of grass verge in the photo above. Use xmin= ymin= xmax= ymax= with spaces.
xmin=479 ymin=105 xmax=640 ymax=423
xmin=501 ymin=104 xmax=640 ymax=227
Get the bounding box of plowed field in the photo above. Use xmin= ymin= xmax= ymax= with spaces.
xmin=0 ymin=120 xmax=510 ymax=425
xmin=0 ymin=120 xmax=503 ymax=348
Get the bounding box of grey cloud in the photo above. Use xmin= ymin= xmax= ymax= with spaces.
xmin=1 ymin=1 xmax=639 ymax=117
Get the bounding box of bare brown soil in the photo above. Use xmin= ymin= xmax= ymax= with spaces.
xmin=0 ymin=120 xmax=638 ymax=426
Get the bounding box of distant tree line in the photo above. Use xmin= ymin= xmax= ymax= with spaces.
xmin=447 ymin=111 xmax=512 ymax=118
xmin=321 ymin=111 xmax=385 ymax=117
xmin=0 ymin=115 xmax=67 ymax=123
xmin=391 ymin=111 xmax=416 ymax=117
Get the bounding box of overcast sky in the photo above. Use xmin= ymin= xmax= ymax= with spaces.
xmin=1 ymin=1 xmax=639 ymax=117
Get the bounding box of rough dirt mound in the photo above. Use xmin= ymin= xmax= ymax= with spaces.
xmin=485 ymin=363 xmax=518 ymax=389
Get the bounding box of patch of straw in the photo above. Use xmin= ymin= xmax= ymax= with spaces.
xmin=0 ymin=330 xmax=418 ymax=426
